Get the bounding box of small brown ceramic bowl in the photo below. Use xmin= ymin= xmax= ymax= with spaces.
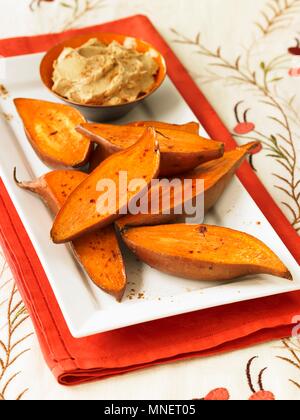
xmin=40 ymin=33 xmax=167 ymax=122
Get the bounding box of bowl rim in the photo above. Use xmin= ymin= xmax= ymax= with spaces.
xmin=39 ymin=32 xmax=167 ymax=109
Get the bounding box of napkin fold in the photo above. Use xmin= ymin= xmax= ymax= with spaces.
xmin=0 ymin=15 xmax=299 ymax=385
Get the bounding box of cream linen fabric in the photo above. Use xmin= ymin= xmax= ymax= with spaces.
xmin=0 ymin=0 xmax=299 ymax=400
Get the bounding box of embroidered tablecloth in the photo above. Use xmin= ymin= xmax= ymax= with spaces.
xmin=0 ymin=0 xmax=299 ymax=400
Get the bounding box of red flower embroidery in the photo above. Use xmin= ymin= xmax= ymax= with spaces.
xmin=249 ymin=391 xmax=275 ymax=401
xmin=288 ymin=68 xmax=300 ymax=77
xmin=288 ymin=41 xmax=300 ymax=76
xmin=247 ymin=357 xmax=276 ymax=401
xmin=196 ymin=358 xmax=276 ymax=401
xmin=288 ymin=39 xmax=300 ymax=56
xmin=204 ymin=388 xmax=230 ymax=401
xmin=234 ymin=101 xmax=255 ymax=135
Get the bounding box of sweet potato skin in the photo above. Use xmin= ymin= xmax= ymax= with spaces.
xmin=89 ymin=145 xmax=108 ymax=172
xmin=14 ymin=98 xmax=93 ymax=169
xmin=116 ymin=142 xmax=259 ymax=230
xmin=77 ymin=123 xmax=224 ymax=176
xmin=159 ymin=149 xmax=223 ymax=177
xmin=51 ymin=128 xmax=160 ymax=244
xmin=197 ymin=142 xmax=259 ymax=212
xmin=122 ymin=224 xmax=292 ymax=281
xmin=88 ymin=122 xmax=201 ymax=172
xmin=15 ymin=169 xmax=127 ymax=301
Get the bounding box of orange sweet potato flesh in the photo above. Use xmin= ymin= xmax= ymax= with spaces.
xmin=116 ymin=142 xmax=259 ymax=230
xmin=122 ymin=224 xmax=293 ymax=281
xmin=14 ymin=98 xmax=92 ymax=169
xmin=51 ymin=127 xmax=160 ymax=244
xmin=77 ymin=123 xmax=224 ymax=176
xmin=14 ymin=169 xmax=127 ymax=301
xmin=127 ymin=121 xmax=200 ymax=134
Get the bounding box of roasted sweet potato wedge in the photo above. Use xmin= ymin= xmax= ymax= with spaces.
xmin=51 ymin=127 xmax=160 ymax=244
xmin=77 ymin=123 xmax=224 ymax=176
xmin=89 ymin=122 xmax=201 ymax=172
xmin=122 ymin=224 xmax=293 ymax=281
xmin=14 ymin=169 xmax=127 ymax=301
xmin=116 ymin=142 xmax=259 ymax=230
xmin=127 ymin=121 xmax=200 ymax=134
xmin=89 ymin=121 xmax=200 ymax=172
xmin=14 ymin=98 xmax=92 ymax=169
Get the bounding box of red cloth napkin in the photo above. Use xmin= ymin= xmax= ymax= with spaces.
xmin=0 ymin=15 xmax=299 ymax=386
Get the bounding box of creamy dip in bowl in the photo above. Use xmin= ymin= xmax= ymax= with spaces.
xmin=52 ymin=38 xmax=159 ymax=106
xmin=40 ymin=33 xmax=167 ymax=121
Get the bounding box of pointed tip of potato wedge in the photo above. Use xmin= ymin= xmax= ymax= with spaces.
xmin=263 ymin=258 xmax=293 ymax=281
xmin=281 ymin=269 xmax=293 ymax=281
xmin=238 ymin=141 xmax=261 ymax=153
xmin=13 ymin=167 xmax=31 ymax=191
xmin=13 ymin=167 xmax=19 ymax=185
xmin=113 ymin=288 xmax=126 ymax=302
xmin=13 ymin=167 xmax=48 ymax=196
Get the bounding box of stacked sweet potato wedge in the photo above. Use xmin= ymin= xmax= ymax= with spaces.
xmin=14 ymin=98 xmax=292 ymax=302
xmin=14 ymin=169 xmax=127 ymax=301
xmin=89 ymin=121 xmax=201 ymax=172
xmin=76 ymin=123 xmax=224 ymax=176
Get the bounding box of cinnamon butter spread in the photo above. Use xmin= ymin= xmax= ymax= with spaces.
xmin=52 ymin=38 xmax=159 ymax=106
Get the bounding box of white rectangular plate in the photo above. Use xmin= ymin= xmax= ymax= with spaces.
xmin=0 ymin=53 xmax=299 ymax=338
